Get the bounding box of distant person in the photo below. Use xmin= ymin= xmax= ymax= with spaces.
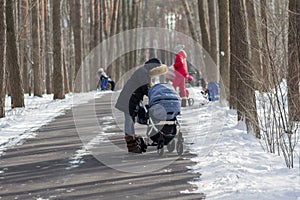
xmin=115 ymin=58 xmax=168 ymax=153
xmin=97 ymin=68 xmax=115 ymax=91
xmin=172 ymin=44 xmax=193 ymax=107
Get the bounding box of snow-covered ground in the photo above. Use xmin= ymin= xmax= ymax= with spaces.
xmin=0 ymin=88 xmax=299 ymax=200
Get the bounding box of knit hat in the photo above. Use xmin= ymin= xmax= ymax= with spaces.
xmin=174 ymin=44 xmax=185 ymax=53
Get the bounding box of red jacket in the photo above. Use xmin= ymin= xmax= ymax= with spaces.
xmin=173 ymin=50 xmax=188 ymax=77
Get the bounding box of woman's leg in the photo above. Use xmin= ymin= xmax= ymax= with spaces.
xmin=178 ymin=77 xmax=187 ymax=97
xmin=123 ymin=113 xmax=143 ymax=153
xmin=124 ymin=112 xmax=135 ymax=136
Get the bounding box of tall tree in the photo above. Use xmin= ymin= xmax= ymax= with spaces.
xmin=110 ymin=0 xmax=119 ymax=37
xmin=6 ymin=0 xmax=25 ymax=108
xmin=219 ymin=0 xmax=230 ymax=102
xmin=230 ymin=0 xmax=259 ymax=137
xmin=44 ymin=0 xmax=51 ymax=94
xmin=52 ymin=0 xmax=65 ymax=99
xmin=246 ymin=0 xmax=262 ymax=90
xmin=208 ymin=0 xmax=218 ymax=64
xmin=198 ymin=0 xmax=210 ymax=52
xmin=31 ymin=0 xmax=42 ymax=96
xmin=298 ymin=0 xmax=300 ymax=68
xmin=296 ymin=1 xmax=300 ymax=67
xmin=69 ymin=0 xmax=82 ymax=92
xmin=0 ymin=0 xmax=5 ymax=117
xmin=287 ymin=0 xmax=300 ymax=121
xmin=182 ymin=0 xmax=199 ymax=42
xmin=260 ymin=0 xmax=271 ymax=91
xmin=21 ymin=0 xmax=29 ymax=94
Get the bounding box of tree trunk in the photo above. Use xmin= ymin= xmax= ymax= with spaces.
xmin=21 ymin=0 xmax=29 ymax=94
xmin=110 ymin=0 xmax=119 ymax=37
xmin=246 ymin=0 xmax=262 ymax=91
xmin=70 ymin=0 xmax=83 ymax=92
xmin=6 ymin=0 xmax=25 ymax=108
xmin=0 ymin=0 xmax=5 ymax=117
xmin=229 ymin=0 xmax=238 ymax=109
xmin=44 ymin=0 xmax=51 ymax=94
xmin=102 ymin=0 xmax=109 ymax=39
xmin=218 ymin=0 xmax=230 ymax=102
xmin=122 ymin=0 xmax=129 ymax=72
xmin=287 ymin=0 xmax=300 ymax=121
xmin=298 ymin=1 xmax=300 ymax=68
xmin=182 ymin=0 xmax=199 ymax=42
xmin=208 ymin=0 xmax=218 ymax=64
xmin=39 ymin=0 xmax=45 ymax=92
xmin=198 ymin=0 xmax=210 ymax=52
xmin=52 ymin=0 xmax=65 ymax=99
xmin=107 ymin=0 xmax=120 ymax=78
xmin=63 ymin=52 xmax=70 ymax=94
xmin=32 ymin=0 xmax=42 ymax=96
xmin=230 ymin=0 xmax=260 ymax=137
xmin=260 ymin=0 xmax=271 ymax=91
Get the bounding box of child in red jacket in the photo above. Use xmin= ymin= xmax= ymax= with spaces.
xmin=172 ymin=45 xmax=193 ymax=106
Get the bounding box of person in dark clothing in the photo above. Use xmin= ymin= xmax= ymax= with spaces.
xmin=97 ymin=68 xmax=115 ymax=91
xmin=115 ymin=58 xmax=168 ymax=153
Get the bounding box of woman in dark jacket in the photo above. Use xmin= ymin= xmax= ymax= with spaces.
xmin=115 ymin=58 xmax=168 ymax=153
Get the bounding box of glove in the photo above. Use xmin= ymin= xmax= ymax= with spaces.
xmin=187 ymin=75 xmax=194 ymax=82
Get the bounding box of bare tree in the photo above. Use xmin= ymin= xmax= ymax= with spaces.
xmin=260 ymin=0 xmax=271 ymax=91
xmin=287 ymin=0 xmax=300 ymax=121
xmin=32 ymin=0 xmax=42 ymax=96
xmin=0 ymin=0 xmax=5 ymax=117
xmin=6 ymin=0 xmax=25 ymax=108
xmin=230 ymin=0 xmax=259 ymax=137
xmin=69 ymin=0 xmax=83 ymax=92
xmin=298 ymin=1 xmax=300 ymax=68
xmin=182 ymin=0 xmax=199 ymax=42
xmin=21 ymin=0 xmax=30 ymax=94
xmin=52 ymin=0 xmax=65 ymax=99
xmin=198 ymin=0 xmax=210 ymax=53
xmin=44 ymin=0 xmax=51 ymax=94
xmin=110 ymin=0 xmax=119 ymax=37
xmin=246 ymin=0 xmax=262 ymax=91
xmin=219 ymin=0 xmax=230 ymax=102
xmin=208 ymin=0 xmax=218 ymax=64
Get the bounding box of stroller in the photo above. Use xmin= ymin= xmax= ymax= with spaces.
xmin=137 ymin=83 xmax=184 ymax=156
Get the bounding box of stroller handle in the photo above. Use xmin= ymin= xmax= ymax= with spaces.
xmin=139 ymin=101 xmax=159 ymax=133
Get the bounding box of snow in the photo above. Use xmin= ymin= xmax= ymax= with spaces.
xmin=0 ymin=92 xmax=95 ymax=155
xmin=0 ymin=89 xmax=300 ymax=200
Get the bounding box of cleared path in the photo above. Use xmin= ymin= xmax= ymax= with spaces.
xmin=0 ymin=93 xmax=204 ymax=200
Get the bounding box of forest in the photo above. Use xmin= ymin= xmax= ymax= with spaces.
xmin=0 ymin=0 xmax=299 ymax=167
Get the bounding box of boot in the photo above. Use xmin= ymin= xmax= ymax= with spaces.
xmin=181 ymin=97 xmax=188 ymax=107
xmin=124 ymin=135 xmax=143 ymax=153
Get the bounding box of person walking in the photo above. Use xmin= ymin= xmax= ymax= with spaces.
xmin=172 ymin=45 xmax=193 ymax=107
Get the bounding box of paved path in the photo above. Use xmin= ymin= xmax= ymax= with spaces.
xmin=0 ymin=93 xmax=204 ymax=200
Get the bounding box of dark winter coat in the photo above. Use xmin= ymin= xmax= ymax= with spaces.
xmin=115 ymin=59 xmax=168 ymax=116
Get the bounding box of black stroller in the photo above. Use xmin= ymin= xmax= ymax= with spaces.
xmin=137 ymin=83 xmax=184 ymax=156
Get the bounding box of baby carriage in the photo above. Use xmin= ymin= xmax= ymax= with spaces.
xmin=137 ymin=83 xmax=184 ymax=156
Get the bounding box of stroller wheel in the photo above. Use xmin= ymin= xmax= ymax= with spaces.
xmin=188 ymin=98 xmax=194 ymax=106
xmin=177 ymin=131 xmax=184 ymax=142
xmin=157 ymin=140 xmax=164 ymax=156
xmin=176 ymin=142 xmax=183 ymax=155
xmin=167 ymin=139 xmax=175 ymax=153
